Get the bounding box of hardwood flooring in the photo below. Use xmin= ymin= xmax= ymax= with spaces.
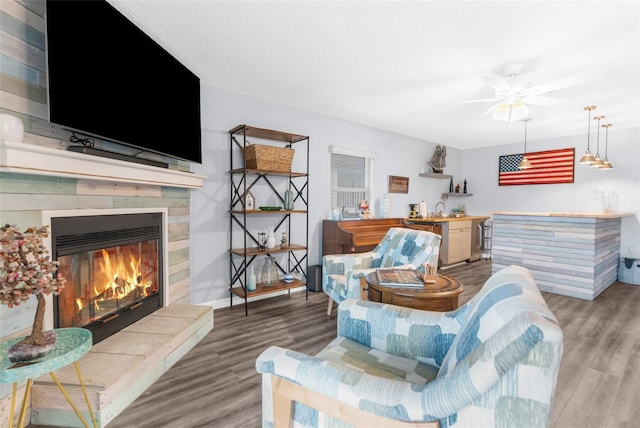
xmin=30 ymin=261 xmax=640 ymax=427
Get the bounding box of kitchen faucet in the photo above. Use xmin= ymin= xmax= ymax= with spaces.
xmin=435 ymin=201 xmax=446 ymax=217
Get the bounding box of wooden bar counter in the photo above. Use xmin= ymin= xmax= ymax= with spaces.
xmin=491 ymin=211 xmax=634 ymax=300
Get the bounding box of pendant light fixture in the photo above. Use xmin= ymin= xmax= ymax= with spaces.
xmin=518 ymin=117 xmax=532 ymax=169
xmin=599 ymin=123 xmax=613 ymax=169
xmin=591 ymin=115 xmax=606 ymax=168
xmin=579 ymin=106 xmax=597 ymax=164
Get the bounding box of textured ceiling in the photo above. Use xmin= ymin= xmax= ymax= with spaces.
xmin=107 ymin=0 xmax=640 ymax=150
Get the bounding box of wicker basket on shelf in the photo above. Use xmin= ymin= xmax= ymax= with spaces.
xmin=241 ymin=143 xmax=295 ymax=172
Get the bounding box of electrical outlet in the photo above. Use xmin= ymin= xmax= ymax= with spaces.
xmin=591 ymin=187 xmax=603 ymax=199
xmin=629 ymin=247 xmax=636 ymax=253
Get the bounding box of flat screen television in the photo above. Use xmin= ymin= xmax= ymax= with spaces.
xmin=45 ymin=0 xmax=202 ymax=165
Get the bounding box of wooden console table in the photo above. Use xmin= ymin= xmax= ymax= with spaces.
xmin=362 ymin=272 xmax=463 ymax=312
xmin=0 ymin=328 xmax=96 ymax=428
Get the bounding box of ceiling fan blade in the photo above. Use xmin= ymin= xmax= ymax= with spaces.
xmin=480 ymin=102 xmax=502 ymax=117
xmin=522 ymin=68 xmax=606 ymax=96
xmin=523 ymin=95 xmax=566 ymax=107
xmin=444 ymin=97 xmax=498 ymax=104
xmin=481 ymin=75 xmax=512 ymax=93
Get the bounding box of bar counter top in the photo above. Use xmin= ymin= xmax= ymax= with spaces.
xmin=490 ymin=211 xmax=633 ymax=219
xmin=404 ymin=215 xmax=490 ymax=223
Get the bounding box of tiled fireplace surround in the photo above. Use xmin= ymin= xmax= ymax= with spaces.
xmin=0 ymin=138 xmax=212 ymax=427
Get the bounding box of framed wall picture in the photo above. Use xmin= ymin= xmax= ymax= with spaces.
xmin=388 ymin=175 xmax=409 ymax=194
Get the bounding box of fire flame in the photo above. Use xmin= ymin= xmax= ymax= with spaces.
xmin=96 ymin=249 xmax=146 ymax=300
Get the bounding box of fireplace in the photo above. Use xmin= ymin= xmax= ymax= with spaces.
xmin=51 ymin=212 xmax=164 ymax=344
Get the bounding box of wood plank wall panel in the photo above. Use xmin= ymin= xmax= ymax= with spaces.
xmin=492 ymin=214 xmax=621 ymax=300
xmin=0 ymin=0 xmax=194 ymax=343
xmin=0 ymin=1 xmax=197 ymax=425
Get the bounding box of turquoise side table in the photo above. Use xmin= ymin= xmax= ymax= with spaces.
xmin=0 ymin=328 xmax=97 ymax=428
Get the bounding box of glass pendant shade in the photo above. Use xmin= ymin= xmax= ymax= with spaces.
xmin=518 ymin=157 xmax=532 ymax=169
xmin=579 ymin=151 xmax=596 ymax=164
xmin=511 ymin=101 xmax=530 ymax=121
xmin=493 ymin=103 xmax=510 ymax=122
xmin=599 ymin=123 xmax=613 ymax=169
xmin=599 ymin=160 xmax=613 ymax=169
xmin=580 ymin=106 xmax=597 ymax=164
xmin=590 ymin=115 xmax=605 ymax=167
xmin=518 ymin=117 xmax=532 ymax=170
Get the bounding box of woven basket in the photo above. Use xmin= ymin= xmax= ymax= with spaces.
xmin=241 ymin=144 xmax=294 ymax=172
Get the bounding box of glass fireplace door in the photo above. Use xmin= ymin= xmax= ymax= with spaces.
xmin=56 ymin=239 xmax=159 ymax=329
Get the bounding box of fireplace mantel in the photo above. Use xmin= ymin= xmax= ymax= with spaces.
xmin=0 ymin=140 xmax=205 ymax=189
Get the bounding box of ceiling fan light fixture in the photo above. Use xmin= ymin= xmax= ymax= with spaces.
xmin=511 ymin=101 xmax=530 ymax=121
xmin=493 ymin=102 xmax=510 ymax=122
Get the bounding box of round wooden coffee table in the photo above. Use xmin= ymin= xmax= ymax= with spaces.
xmin=363 ymin=271 xmax=463 ymax=312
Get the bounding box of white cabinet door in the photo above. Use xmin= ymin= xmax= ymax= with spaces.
xmin=445 ymin=221 xmax=472 ymax=264
xmin=459 ymin=227 xmax=471 ymax=261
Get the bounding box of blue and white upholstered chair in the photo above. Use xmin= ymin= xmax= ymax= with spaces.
xmin=322 ymin=227 xmax=441 ymax=315
xmin=256 ymin=265 xmax=563 ymax=428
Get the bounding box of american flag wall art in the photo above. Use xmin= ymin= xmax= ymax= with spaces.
xmin=498 ymin=148 xmax=575 ymax=186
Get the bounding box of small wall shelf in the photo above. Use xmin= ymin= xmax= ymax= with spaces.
xmin=419 ymin=172 xmax=453 ymax=179
xmin=445 ymin=193 xmax=473 ymax=197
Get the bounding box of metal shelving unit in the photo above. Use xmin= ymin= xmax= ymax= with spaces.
xmin=228 ymin=125 xmax=309 ymax=315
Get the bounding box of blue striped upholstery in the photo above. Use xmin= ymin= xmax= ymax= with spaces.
xmin=322 ymin=227 xmax=442 ymax=307
xmin=256 ymin=265 xmax=563 ymax=427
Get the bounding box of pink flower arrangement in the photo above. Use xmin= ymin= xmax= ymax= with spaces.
xmin=0 ymin=224 xmax=66 ymax=308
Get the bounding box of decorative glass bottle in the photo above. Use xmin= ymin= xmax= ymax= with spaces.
xmin=284 ymin=188 xmax=294 ymax=211
xmin=247 ymin=265 xmax=257 ymax=291
xmin=266 ymin=226 xmax=276 ymax=249
xmin=379 ymin=194 xmax=391 ymax=218
xmin=261 ymin=256 xmax=278 ymax=287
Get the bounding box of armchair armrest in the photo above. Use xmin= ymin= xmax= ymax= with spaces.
xmin=322 ymin=251 xmax=379 ymax=276
xmin=255 ymin=345 xmax=439 ymax=424
xmin=337 ymin=299 xmax=470 ymax=367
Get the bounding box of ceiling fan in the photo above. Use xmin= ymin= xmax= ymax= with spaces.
xmin=454 ymin=64 xmax=605 ymax=123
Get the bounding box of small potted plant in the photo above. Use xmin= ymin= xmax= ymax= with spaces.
xmin=0 ymin=224 xmax=67 ymax=362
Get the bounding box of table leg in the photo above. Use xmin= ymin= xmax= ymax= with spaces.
xmin=74 ymin=361 xmax=98 ymax=428
xmin=9 ymin=382 xmax=17 ymax=428
xmin=16 ymin=379 xmax=32 ymax=428
xmin=48 ymin=371 xmax=91 ymax=428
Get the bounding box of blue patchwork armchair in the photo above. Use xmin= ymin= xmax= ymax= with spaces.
xmin=322 ymin=227 xmax=441 ymax=315
xmin=256 ymin=265 xmax=563 ymax=428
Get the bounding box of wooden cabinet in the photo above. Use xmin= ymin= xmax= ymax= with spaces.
xmin=441 ymin=220 xmax=472 ymax=265
xmin=321 ymin=218 xmax=404 ymax=255
xmin=228 ymin=125 xmax=309 ymax=315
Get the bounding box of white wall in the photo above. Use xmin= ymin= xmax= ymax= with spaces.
xmin=190 ymin=85 xmax=463 ymax=307
xmin=190 ymin=84 xmax=640 ymax=307
xmin=462 ymin=127 xmax=640 ymax=256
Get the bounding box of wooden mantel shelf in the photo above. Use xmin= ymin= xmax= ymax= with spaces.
xmin=0 ymin=140 xmax=206 ymax=189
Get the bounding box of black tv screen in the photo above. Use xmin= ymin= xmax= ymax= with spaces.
xmin=45 ymin=0 xmax=202 ymax=164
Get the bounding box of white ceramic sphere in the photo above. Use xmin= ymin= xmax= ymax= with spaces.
xmin=0 ymin=114 xmax=25 ymax=142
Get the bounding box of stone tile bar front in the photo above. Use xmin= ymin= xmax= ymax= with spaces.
xmin=491 ymin=212 xmax=633 ymax=300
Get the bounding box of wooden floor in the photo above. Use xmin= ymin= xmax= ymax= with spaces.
xmin=30 ymin=260 xmax=640 ymax=427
